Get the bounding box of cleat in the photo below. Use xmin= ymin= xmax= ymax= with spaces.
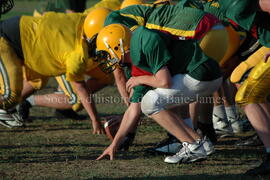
xmin=227 ymin=116 xmax=243 ymax=134
xmin=18 ymin=100 xmax=32 ymax=122
xmin=213 ymin=114 xmax=233 ymax=137
xmin=164 ymin=141 xmax=207 ymax=164
xmin=118 ymin=133 xmax=136 ymax=151
xmin=235 ymin=134 xmax=263 ymax=147
xmin=246 ymin=154 xmax=270 ymax=175
xmin=0 ymin=109 xmax=24 ymax=128
xmin=199 ymin=136 xmax=215 ymax=156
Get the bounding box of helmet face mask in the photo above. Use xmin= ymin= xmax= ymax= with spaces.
xmin=95 ymin=38 xmax=126 ymax=73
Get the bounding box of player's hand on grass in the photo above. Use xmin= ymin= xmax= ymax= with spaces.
xmin=126 ymin=77 xmax=140 ymax=93
xmin=96 ymin=144 xmax=116 ymax=160
xmin=92 ymin=120 xmax=105 ymax=135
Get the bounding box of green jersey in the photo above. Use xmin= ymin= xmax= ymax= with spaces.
xmin=105 ymin=3 xmax=219 ymax=40
xmin=177 ymin=0 xmax=227 ymax=22
xmin=129 ymin=26 xmax=221 ymax=102
xmin=219 ymin=0 xmax=258 ymax=31
xmin=178 ymin=0 xmax=270 ymax=47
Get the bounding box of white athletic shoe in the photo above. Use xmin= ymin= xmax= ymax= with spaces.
xmin=227 ymin=116 xmax=243 ymax=134
xmin=198 ymin=136 xmax=215 ymax=156
xmin=164 ymin=141 xmax=207 ymax=164
xmin=212 ymin=114 xmax=233 ymax=137
xmin=0 ymin=109 xmax=24 ymax=128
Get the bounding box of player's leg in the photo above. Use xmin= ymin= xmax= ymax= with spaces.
xmin=0 ymin=37 xmax=24 ymax=127
xmin=22 ymin=75 xmax=82 ymax=121
xmin=141 ymin=73 xmax=222 ymax=163
xmin=222 ymin=79 xmax=243 ymax=133
xmin=234 ymin=47 xmax=270 ymax=175
xmin=196 ymin=100 xmax=217 ymax=144
xmin=146 ymin=104 xmax=192 ymax=155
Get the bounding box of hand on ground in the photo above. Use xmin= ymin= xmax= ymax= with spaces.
xmin=92 ymin=121 xmax=105 ymax=135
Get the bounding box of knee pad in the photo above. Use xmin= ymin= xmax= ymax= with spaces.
xmin=72 ymin=102 xmax=83 ymax=112
xmin=141 ymin=90 xmax=164 ymax=116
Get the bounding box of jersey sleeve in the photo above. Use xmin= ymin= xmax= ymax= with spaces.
xmin=140 ymin=28 xmax=172 ymax=74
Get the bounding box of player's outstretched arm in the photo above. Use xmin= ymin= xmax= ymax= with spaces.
xmin=72 ymin=81 xmax=105 ymax=135
xmin=97 ymin=102 xmax=141 ymax=160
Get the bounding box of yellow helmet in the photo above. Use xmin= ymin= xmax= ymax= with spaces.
xmin=120 ymin=0 xmax=145 ymax=9
xmin=33 ymin=9 xmax=42 ymax=17
xmin=83 ymin=7 xmax=112 ymax=40
xmin=96 ymin=24 xmax=132 ymax=73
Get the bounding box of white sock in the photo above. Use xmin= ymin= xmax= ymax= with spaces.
xmin=26 ymin=96 xmax=36 ymax=106
xmin=225 ymin=106 xmax=238 ymax=120
xmin=184 ymin=118 xmax=194 ymax=129
xmin=266 ymin=147 xmax=270 ymax=153
xmin=213 ymin=105 xmax=227 ymax=119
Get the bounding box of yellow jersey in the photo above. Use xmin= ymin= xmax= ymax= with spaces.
xmin=20 ymin=12 xmax=97 ymax=81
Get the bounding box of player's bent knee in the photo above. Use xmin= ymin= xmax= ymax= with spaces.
xmin=141 ymin=90 xmax=163 ymax=116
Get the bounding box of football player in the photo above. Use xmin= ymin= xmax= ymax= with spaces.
xmin=18 ymin=0 xmax=122 ymax=122
xmin=0 ymin=8 xmax=111 ymax=134
xmin=230 ymin=47 xmax=270 ymax=175
xmin=97 ymin=0 xmax=239 ymax=155
xmin=95 ymin=21 xmax=225 ymax=162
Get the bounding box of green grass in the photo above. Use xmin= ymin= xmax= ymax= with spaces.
xmin=0 ymin=1 xmax=270 ymax=179
xmin=0 ymin=85 xmax=268 ymax=179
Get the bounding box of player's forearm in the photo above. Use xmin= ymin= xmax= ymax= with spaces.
xmin=113 ymin=68 xmax=130 ymax=106
xmin=137 ymin=75 xmax=169 ymax=88
xmin=72 ymin=81 xmax=99 ymax=122
xmin=111 ymin=103 xmax=141 ymax=148
xmin=127 ymin=67 xmax=172 ymax=90
xmin=138 ymin=67 xmax=171 ymax=88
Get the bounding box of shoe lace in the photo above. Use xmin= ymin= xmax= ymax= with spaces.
xmin=175 ymin=142 xmax=190 ymax=157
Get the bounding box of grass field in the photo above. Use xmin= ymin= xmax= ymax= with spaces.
xmin=0 ymin=1 xmax=269 ymax=179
